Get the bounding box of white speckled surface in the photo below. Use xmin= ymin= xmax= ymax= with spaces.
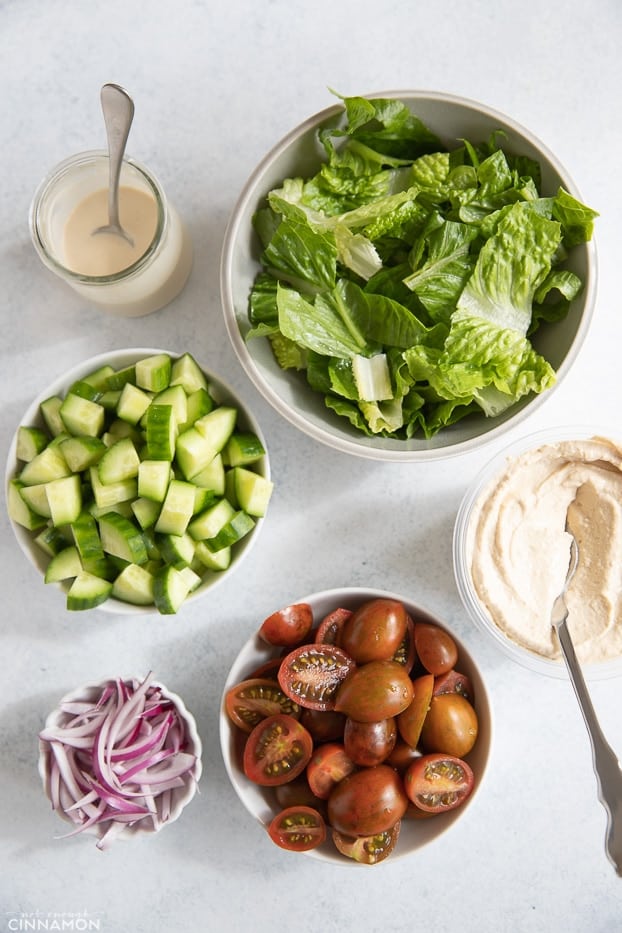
xmin=2 ymin=1 xmax=622 ymax=930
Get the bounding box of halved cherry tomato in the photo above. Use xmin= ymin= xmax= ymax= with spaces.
xmin=396 ymin=672 xmax=433 ymax=748
xmin=332 ymin=822 xmax=401 ymax=864
xmin=343 ymin=716 xmax=397 ymax=767
xmin=419 ymin=693 xmax=479 ymax=758
xmin=334 ymin=660 xmax=414 ymax=722
xmin=404 ymin=753 xmax=474 ymax=813
xmin=315 ymin=607 xmax=352 ymax=645
xmin=340 ymin=598 xmax=408 ymax=664
xmin=278 ymin=644 xmax=356 ymax=711
xmin=259 ymin=603 xmax=314 ymax=647
xmin=268 ymin=806 xmax=326 ymax=852
xmin=243 ymin=713 xmax=313 ymax=786
xmin=225 ymin=678 xmax=301 ymax=733
xmin=300 ymin=707 xmax=346 ymax=744
xmin=327 ymin=764 xmax=409 ymax=835
xmin=414 ymin=622 xmax=458 ymax=675
xmin=433 ymin=669 xmax=474 ymax=702
xmin=306 ymin=742 xmax=356 ymax=799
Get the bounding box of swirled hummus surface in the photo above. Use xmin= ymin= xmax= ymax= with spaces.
xmin=467 ymin=436 xmax=622 ymax=664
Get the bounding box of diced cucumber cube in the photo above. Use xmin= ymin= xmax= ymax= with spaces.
xmin=191 ymin=453 xmax=225 ymax=495
xmin=19 ymin=445 xmax=70 ymax=485
xmin=7 ymin=479 xmax=48 ymax=530
xmin=131 ymin=497 xmax=161 ymax=530
xmin=106 ymin=419 xmax=143 ymax=443
xmin=194 ymin=540 xmax=231 ymax=571
xmin=154 ymin=479 xmax=196 ymax=536
xmin=105 ymin=364 xmax=136 ymax=391
xmin=175 ymin=427 xmax=215 ymax=480
xmin=135 ymin=354 xmax=172 ymax=392
xmin=40 ymin=396 xmax=65 ymax=437
xmin=234 ymin=467 xmax=274 ymax=517
xmin=89 ymin=466 xmax=137 ymax=509
xmin=145 ymin=404 xmax=177 ymax=460
xmin=170 ymin=352 xmax=209 ymax=394
xmin=89 ymin=500 xmax=134 ymax=519
xmin=66 ymin=571 xmax=113 ymax=611
xmin=151 ymin=384 xmax=187 ymax=427
xmin=98 ymin=512 xmax=148 ymax=564
xmin=60 ymin=393 xmax=105 ymax=437
xmin=112 ymin=563 xmax=155 ymax=605
xmin=19 ymin=483 xmax=52 ymax=517
xmin=224 ymin=432 xmax=266 ymax=467
xmin=193 ymin=486 xmax=217 ymax=515
xmin=59 ymin=435 xmax=106 ymax=472
xmin=180 ymin=387 xmax=213 ymax=431
xmin=138 ymin=460 xmax=171 ymax=502
xmin=178 ymin=566 xmax=202 ymax=593
xmin=205 ymin=509 xmax=255 ymax=552
xmin=188 ymin=497 xmax=235 ymax=541
xmin=99 ymin=389 xmax=122 ymax=411
xmin=46 ymin=474 xmax=82 ymax=526
xmin=194 ymin=406 xmax=237 ymax=453
xmin=98 ymin=437 xmax=140 ymax=485
xmin=82 ymin=364 xmax=116 ymax=390
xmin=16 ymin=426 xmax=49 ymax=462
xmin=67 ymin=379 xmax=101 ymax=402
xmin=44 ymin=545 xmax=83 ymax=583
xmin=156 ymin=531 xmax=196 ymax=569
xmin=35 ymin=525 xmax=69 ymax=557
xmin=116 ymin=382 xmax=153 ymax=425
xmin=71 ymin=511 xmax=104 ymax=562
xmin=153 ymin=565 xmax=190 ymax=614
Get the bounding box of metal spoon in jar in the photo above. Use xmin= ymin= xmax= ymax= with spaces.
xmin=551 ymin=532 xmax=622 ymax=876
xmin=92 ymin=83 xmax=135 ymax=245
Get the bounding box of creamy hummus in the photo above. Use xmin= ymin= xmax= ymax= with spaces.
xmin=467 ymin=436 xmax=622 ymax=664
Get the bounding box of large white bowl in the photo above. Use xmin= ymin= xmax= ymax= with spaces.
xmin=5 ymin=347 xmax=271 ymax=615
xmin=453 ymin=427 xmax=622 ymax=679
xmin=38 ymin=675 xmax=202 ymax=845
xmin=220 ymin=90 xmax=597 ymax=462
xmin=220 ymin=587 xmax=492 ymax=865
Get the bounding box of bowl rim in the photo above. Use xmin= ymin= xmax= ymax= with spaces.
xmin=453 ymin=425 xmax=622 ymax=680
xmin=220 ymin=89 xmax=598 ymax=462
xmin=5 ymin=347 xmax=271 ymax=616
xmin=38 ymin=674 xmax=203 ymax=841
xmin=219 ymin=585 xmax=493 ymax=865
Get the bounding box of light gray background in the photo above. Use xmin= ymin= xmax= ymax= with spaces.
xmin=1 ymin=1 xmax=621 ymax=931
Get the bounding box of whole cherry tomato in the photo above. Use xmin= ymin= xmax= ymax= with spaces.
xmin=414 ymin=622 xmax=458 ymax=675
xmin=343 ymin=716 xmax=397 ymax=767
xmin=328 ymin=764 xmax=408 ymax=835
xmin=259 ymin=603 xmax=314 ymax=647
xmin=334 ymin=660 xmax=414 ymax=722
xmin=340 ymin=598 xmax=408 ymax=664
xmin=419 ymin=693 xmax=479 ymax=758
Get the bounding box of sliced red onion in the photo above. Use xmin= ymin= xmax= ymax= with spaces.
xmin=39 ymin=674 xmax=199 ymax=847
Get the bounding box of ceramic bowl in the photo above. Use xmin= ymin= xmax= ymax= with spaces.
xmin=5 ymin=347 xmax=271 ymax=615
xmin=220 ymin=90 xmax=597 ymax=461
xmin=220 ymin=586 xmax=492 ymax=865
xmin=38 ymin=674 xmax=202 ymax=846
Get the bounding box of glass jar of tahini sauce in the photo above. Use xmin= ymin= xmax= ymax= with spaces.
xmin=29 ymin=150 xmax=193 ymax=316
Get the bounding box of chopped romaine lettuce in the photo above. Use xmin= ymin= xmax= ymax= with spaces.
xmin=246 ymin=92 xmax=597 ymax=438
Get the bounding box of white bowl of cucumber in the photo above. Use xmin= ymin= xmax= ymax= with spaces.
xmin=6 ymin=348 xmax=273 ymax=615
xmin=221 ymin=90 xmax=598 ymax=461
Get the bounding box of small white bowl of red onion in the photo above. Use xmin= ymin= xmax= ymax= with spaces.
xmin=38 ymin=672 xmax=202 ymax=848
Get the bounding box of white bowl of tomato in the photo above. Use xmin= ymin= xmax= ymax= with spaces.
xmin=219 ymin=587 xmax=492 ymax=865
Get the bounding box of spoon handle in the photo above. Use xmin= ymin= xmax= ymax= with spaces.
xmin=100 ymin=83 xmax=134 ymax=227
xmin=556 ymin=617 xmax=622 ymax=876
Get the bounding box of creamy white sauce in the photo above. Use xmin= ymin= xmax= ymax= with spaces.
xmin=467 ymin=437 xmax=622 ymax=664
xmin=63 ymin=186 xmax=158 ymax=276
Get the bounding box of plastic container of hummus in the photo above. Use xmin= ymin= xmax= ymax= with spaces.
xmin=453 ymin=427 xmax=622 ymax=679
xmin=29 ymin=150 xmax=193 ymax=317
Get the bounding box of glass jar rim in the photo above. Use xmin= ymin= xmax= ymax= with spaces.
xmin=28 ymin=149 xmax=167 ymax=285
